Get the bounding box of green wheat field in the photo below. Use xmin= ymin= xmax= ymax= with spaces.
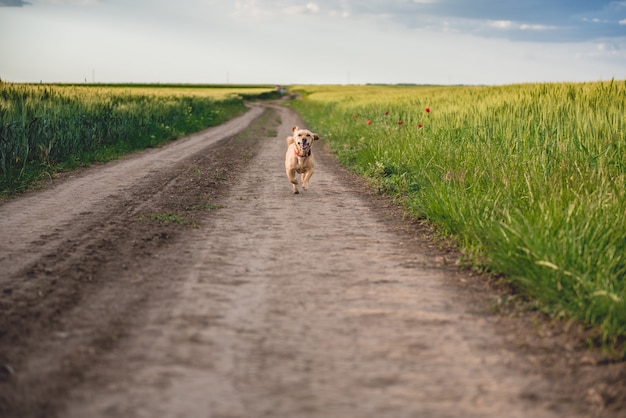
xmin=0 ymin=83 xmax=276 ymax=193
xmin=289 ymin=81 xmax=626 ymax=350
xmin=1 ymin=80 xmax=625 ymax=351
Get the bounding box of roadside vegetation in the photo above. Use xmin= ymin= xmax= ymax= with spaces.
xmin=0 ymin=82 xmax=277 ymax=196
xmin=289 ymin=81 xmax=626 ymax=352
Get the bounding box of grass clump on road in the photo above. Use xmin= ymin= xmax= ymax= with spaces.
xmin=289 ymin=81 xmax=626 ymax=352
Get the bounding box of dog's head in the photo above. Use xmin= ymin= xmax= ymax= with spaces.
xmin=292 ymin=126 xmax=319 ymax=153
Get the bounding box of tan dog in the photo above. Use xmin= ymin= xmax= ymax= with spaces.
xmin=285 ymin=126 xmax=319 ymax=194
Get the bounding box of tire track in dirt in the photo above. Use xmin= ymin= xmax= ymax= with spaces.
xmin=0 ymin=104 xmax=264 ymax=279
xmin=55 ymin=104 xmax=586 ymax=418
xmin=0 ymin=105 xmax=266 ymax=417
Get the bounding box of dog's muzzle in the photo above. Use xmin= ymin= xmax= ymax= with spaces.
xmin=294 ymin=144 xmax=312 ymax=158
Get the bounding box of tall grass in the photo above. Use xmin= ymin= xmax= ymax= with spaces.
xmin=289 ymin=81 xmax=626 ymax=348
xmin=0 ymin=83 xmax=276 ymax=195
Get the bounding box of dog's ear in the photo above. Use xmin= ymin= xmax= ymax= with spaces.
xmin=292 ymin=126 xmax=299 ymax=132
xmin=313 ymin=134 xmax=319 ymax=141
xmin=286 ymin=136 xmax=295 ymax=146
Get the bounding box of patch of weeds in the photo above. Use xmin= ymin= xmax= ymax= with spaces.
xmin=147 ymin=212 xmax=197 ymax=228
xmin=214 ymin=168 xmax=227 ymax=181
xmin=236 ymin=108 xmax=277 ymax=142
xmin=266 ymin=129 xmax=278 ymax=137
xmin=185 ymin=203 xmax=225 ymax=211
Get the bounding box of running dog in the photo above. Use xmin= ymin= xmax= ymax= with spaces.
xmin=285 ymin=126 xmax=319 ymax=194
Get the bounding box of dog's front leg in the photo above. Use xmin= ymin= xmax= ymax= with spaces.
xmin=287 ymin=168 xmax=300 ymax=194
xmin=301 ymin=168 xmax=314 ymax=190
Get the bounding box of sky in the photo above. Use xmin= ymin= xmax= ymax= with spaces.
xmin=1 ymin=0 xmax=625 ymax=85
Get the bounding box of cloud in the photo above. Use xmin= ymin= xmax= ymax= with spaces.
xmin=0 ymin=0 xmax=31 ymax=6
xmin=488 ymin=20 xmax=557 ymax=32
xmin=232 ymin=0 xmax=328 ymax=18
xmin=232 ymin=0 xmax=270 ymax=18
xmin=229 ymin=0 xmax=626 ymax=43
xmin=8 ymin=0 xmax=100 ymax=4
xmin=375 ymin=0 xmax=625 ymax=42
xmin=31 ymin=0 xmax=100 ymax=4
xmin=593 ymin=40 xmax=626 ymax=57
xmin=415 ymin=0 xmax=601 ymax=24
xmin=283 ymin=2 xmax=320 ymax=15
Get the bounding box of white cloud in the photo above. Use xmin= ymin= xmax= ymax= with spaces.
xmin=232 ymin=0 xmax=265 ymax=17
xmin=329 ymin=9 xmax=349 ymax=18
xmin=491 ymin=20 xmax=512 ymax=30
xmin=224 ymin=1 xmax=623 ymax=42
xmin=519 ymin=23 xmax=554 ymax=31
xmin=595 ymin=42 xmax=624 ymax=56
xmin=575 ymin=41 xmax=626 ymax=59
xmin=619 ymin=18 xmax=626 ymax=25
xmin=283 ymin=2 xmax=320 ymax=15
xmin=30 ymin=0 xmax=100 ymax=4
xmin=489 ymin=20 xmax=555 ymax=32
xmin=306 ymin=2 xmax=319 ymax=13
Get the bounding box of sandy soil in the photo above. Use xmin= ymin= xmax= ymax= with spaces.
xmin=0 ymin=102 xmax=625 ymax=417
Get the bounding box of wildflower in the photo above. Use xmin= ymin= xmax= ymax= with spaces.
xmin=398 ymin=120 xmax=404 ymax=125
xmin=418 ymin=123 xmax=423 ymax=129
xmin=425 ymin=107 xmax=431 ymax=113
xmin=384 ymin=111 xmax=389 ymax=115
xmin=353 ymin=114 xmax=359 ymax=119
xmin=366 ymin=119 xmax=372 ymax=125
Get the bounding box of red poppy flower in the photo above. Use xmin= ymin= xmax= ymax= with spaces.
xmin=353 ymin=114 xmax=359 ymax=119
xmin=366 ymin=119 xmax=372 ymax=125
xmin=384 ymin=111 xmax=389 ymax=115
xmin=398 ymin=120 xmax=404 ymax=125
xmin=425 ymin=107 xmax=431 ymax=113
xmin=418 ymin=123 xmax=423 ymax=129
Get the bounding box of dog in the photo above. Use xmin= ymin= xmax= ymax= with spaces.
xmin=285 ymin=126 xmax=319 ymax=194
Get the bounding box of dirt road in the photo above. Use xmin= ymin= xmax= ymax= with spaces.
xmin=1 ymin=103 xmax=624 ymax=417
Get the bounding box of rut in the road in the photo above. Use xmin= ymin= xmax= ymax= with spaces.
xmin=61 ymin=105 xmax=584 ymax=418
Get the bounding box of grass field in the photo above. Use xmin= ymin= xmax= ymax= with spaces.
xmin=289 ymin=81 xmax=626 ymax=351
xmin=3 ymin=80 xmax=625 ymax=351
xmin=0 ymin=83 xmax=277 ymax=195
